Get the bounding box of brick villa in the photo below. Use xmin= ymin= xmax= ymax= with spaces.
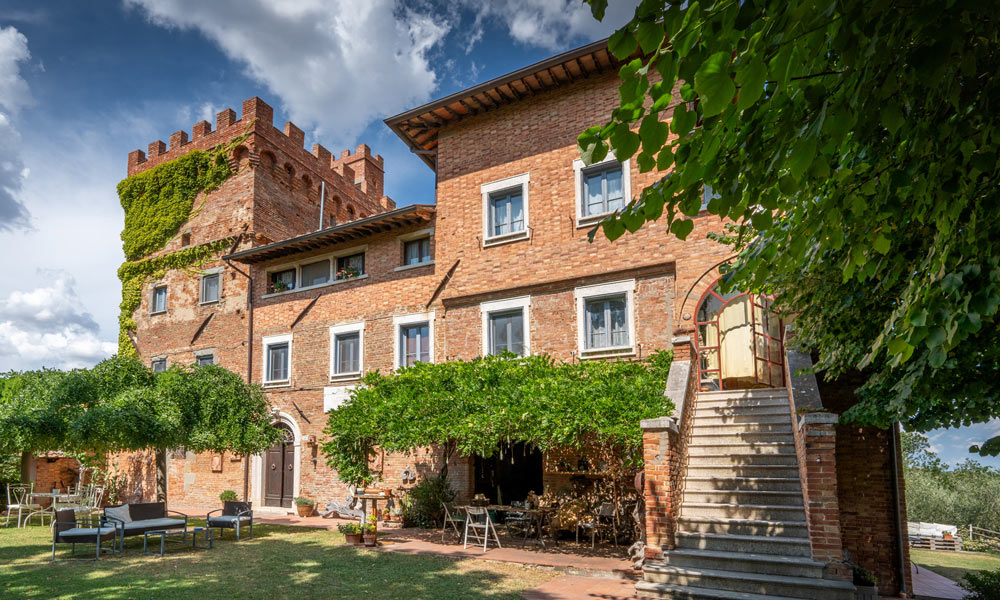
xmin=92 ymin=39 xmax=910 ymax=597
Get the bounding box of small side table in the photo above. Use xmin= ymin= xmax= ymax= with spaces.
xmin=143 ymin=529 xmax=186 ymax=557
xmin=191 ymin=526 xmax=213 ymax=550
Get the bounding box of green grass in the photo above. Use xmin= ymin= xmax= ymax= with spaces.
xmin=911 ymin=548 xmax=1000 ymax=583
xmin=0 ymin=521 xmax=555 ymax=599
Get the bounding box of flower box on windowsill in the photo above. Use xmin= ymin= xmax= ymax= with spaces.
xmin=262 ymin=274 xmax=370 ymax=299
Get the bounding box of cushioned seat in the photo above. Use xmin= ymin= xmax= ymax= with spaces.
xmin=121 ymin=518 xmax=185 ymax=531
xmin=207 ymin=515 xmax=251 ymax=524
xmin=207 ymin=501 xmax=253 ymax=541
xmin=58 ymin=526 xmax=118 ymax=540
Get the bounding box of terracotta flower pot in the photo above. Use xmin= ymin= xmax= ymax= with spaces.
xmin=363 ymin=533 xmax=377 ymax=547
xmin=296 ymin=504 xmax=314 ymax=517
xmin=344 ymin=533 xmax=362 ymax=545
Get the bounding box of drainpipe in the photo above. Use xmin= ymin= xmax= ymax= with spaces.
xmin=889 ymin=423 xmax=909 ymax=596
xmin=318 ymin=180 xmax=325 ymax=230
xmin=223 ymin=231 xmax=255 ymax=503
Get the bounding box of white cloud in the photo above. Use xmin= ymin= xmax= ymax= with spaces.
xmin=0 ymin=25 xmax=33 ymax=232
xmin=124 ymin=0 xmax=450 ymax=146
xmin=0 ymin=271 xmax=116 ymax=371
xmin=457 ymin=0 xmax=637 ymax=52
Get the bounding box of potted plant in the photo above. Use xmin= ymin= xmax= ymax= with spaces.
xmin=294 ymin=496 xmax=315 ymax=517
xmin=219 ymin=490 xmax=238 ymax=505
xmin=336 ymin=266 xmax=361 ymax=280
xmin=338 ymin=522 xmax=362 ymax=545
xmin=269 ymin=280 xmax=292 ymax=293
xmin=853 ymin=566 xmax=878 ymax=600
xmin=362 ymin=514 xmax=378 ymax=546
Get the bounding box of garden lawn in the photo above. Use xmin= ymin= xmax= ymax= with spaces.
xmin=910 ymin=548 xmax=1000 ymax=583
xmin=0 ymin=521 xmax=556 ymax=599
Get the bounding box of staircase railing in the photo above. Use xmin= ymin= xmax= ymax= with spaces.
xmin=666 ymin=337 xmax=699 ymax=551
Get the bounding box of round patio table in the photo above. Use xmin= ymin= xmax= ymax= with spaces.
xmin=22 ymin=492 xmax=82 ymax=527
xmin=485 ymin=504 xmax=555 ymax=547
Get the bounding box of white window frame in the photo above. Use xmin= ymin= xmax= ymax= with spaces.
xmin=393 ymin=311 xmax=435 ymax=370
xmin=194 ymin=348 xmax=215 ymax=366
xmin=480 ymin=296 xmax=531 ymax=357
xmin=396 ymin=227 xmax=435 ymax=271
xmin=262 ymin=244 xmax=369 ymax=298
xmin=481 ymin=173 xmax=530 ymax=247
xmin=574 ymin=157 xmax=631 ymax=227
xmin=199 ymin=268 xmax=223 ymax=305
xmin=262 ymin=333 xmax=293 ymax=387
xmin=150 ymin=284 xmax=168 ymax=315
xmin=574 ymin=280 xmax=636 ymax=358
xmin=329 ymin=322 xmax=365 ymax=381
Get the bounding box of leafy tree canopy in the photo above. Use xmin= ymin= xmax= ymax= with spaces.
xmin=580 ymin=0 xmax=999 ymax=453
xmin=322 ymin=352 xmax=673 ymax=487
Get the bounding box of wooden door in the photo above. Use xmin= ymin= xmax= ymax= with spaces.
xmin=264 ymin=424 xmax=295 ymax=508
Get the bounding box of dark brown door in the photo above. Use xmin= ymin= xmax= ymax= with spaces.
xmin=264 ymin=424 xmax=295 ymax=508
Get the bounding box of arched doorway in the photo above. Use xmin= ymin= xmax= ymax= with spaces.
xmin=263 ymin=423 xmax=295 ymax=508
xmin=694 ymin=280 xmax=784 ymax=391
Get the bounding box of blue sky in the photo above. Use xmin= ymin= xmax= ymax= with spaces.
xmin=0 ymin=1 xmax=995 ymax=468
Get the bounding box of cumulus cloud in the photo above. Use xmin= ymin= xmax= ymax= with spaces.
xmin=457 ymin=0 xmax=637 ymax=52
xmin=124 ymin=0 xmax=450 ymax=145
xmin=0 ymin=272 xmax=116 ymax=370
xmin=0 ymin=25 xmax=33 ymax=232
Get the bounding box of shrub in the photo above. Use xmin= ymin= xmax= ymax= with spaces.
xmin=961 ymin=568 xmax=1000 ymax=600
xmin=404 ymin=476 xmax=456 ymax=528
xmin=219 ymin=490 xmax=238 ymax=502
xmin=294 ymin=497 xmax=315 ymax=506
xmin=337 ymin=522 xmax=361 ymax=535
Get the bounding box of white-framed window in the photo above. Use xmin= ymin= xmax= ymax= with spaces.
xmin=151 ymin=285 xmax=167 ymax=314
xmin=396 ymin=228 xmax=435 ymax=271
xmin=702 ymin=184 xmax=720 ymax=211
xmin=151 ymin=358 xmax=167 ymax=372
xmin=329 ymin=322 xmax=364 ymax=380
xmin=200 ymin=270 xmax=222 ymax=304
xmin=480 ymin=296 xmax=530 ymax=357
xmin=481 ymin=173 xmax=530 ymax=246
xmin=393 ymin=312 xmax=435 ymax=369
xmin=263 ymin=245 xmax=369 ymax=297
xmin=262 ymin=334 xmax=292 ymax=386
xmin=574 ymin=158 xmax=630 ymax=226
xmin=574 ymin=280 xmax=636 ymax=358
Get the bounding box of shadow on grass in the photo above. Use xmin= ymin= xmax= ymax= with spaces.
xmin=0 ymin=523 xmax=551 ymax=599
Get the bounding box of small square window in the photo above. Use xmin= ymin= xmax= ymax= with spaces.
xmin=300 ymin=259 xmax=330 ymax=287
xmin=200 ymin=274 xmax=220 ymax=304
xmin=584 ymin=295 xmax=630 ymax=350
xmin=489 ymin=189 xmax=525 ymax=238
xmin=403 ymin=238 xmax=431 ymax=266
xmin=702 ymin=185 xmax=720 ymax=211
xmin=266 ymin=342 xmax=289 ymax=383
xmin=151 ymin=286 xmax=167 ymax=314
xmin=582 ymin=163 xmax=624 ymax=218
xmin=488 ymin=310 xmax=525 ymax=356
xmin=399 ymin=323 xmax=430 ymax=367
xmin=336 ymin=253 xmax=365 ymax=280
xmin=151 ymin=359 xmax=167 ymax=372
xmin=334 ymin=332 xmax=361 ymax=375
xmin=196 ymin=354 xmax=214 ymax=367
xmin=269 ymin=269 xmax=296 ymax=293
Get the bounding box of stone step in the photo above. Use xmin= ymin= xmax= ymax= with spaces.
xmin=636 ymin=580 xmax=809 ymax=600
xmin=689 ymin=431 xmax=795 ymax=444
xmin=694 ymin=414 xmax=793 ymax=426
xmin=696 ymin=396 xmax=789 ymax=409
xmin=688 ymin=453 xmax=799 ymax=466
xmin=688 ymin=442 xmax=797 ymax=456
xmin=683 ymin=489 xmax=804 ymax=506
xmin=681 ymin=502 xmax=806 ymax=522
xmin=677 ymin=516 xmax=809 ymax=538
xmin=691 ymin=423 xmax=793 ymax=435
xmin=684 ymin=476 xmax=802 ymax=492
xmin=640 ymin=565 xmax=855 ymax=600
xmin=686 ymin=465 xmax=800 ymax=479
xmin=657 ymin=549 xmax=825 ymax=579
xmin=694 ymin=405 xmax=791 ymax=417
xmin=676 ymin=531 xmax=812 ymax=556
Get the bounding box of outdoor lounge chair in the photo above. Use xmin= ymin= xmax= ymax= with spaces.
xmin=463 ymin=506 xmax=502 ymax=551
xmin=5 ymin=484 xmax=41 ymax=527
xmin=207 ymin=501 xmax=253 ymax=541
xmin=102 ymin=502 xmax=188 ymax=552
xmin=51 ymin=509 xmax=120 ymax=561
xmin=441 ymin=502 xmax=466 ymax=542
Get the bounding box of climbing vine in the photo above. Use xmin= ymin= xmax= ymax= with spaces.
xmin=116 ymin=129 xmax=251 ymax=356
xmin=321 ymin=351 xmax=674 ymax=487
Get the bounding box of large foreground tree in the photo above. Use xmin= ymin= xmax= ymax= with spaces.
xmin=578 ymin=0 xmax=999 ymax=452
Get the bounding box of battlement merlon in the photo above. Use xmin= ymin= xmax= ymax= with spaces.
xmin=124 ymin=96 xmax=386 ymax=210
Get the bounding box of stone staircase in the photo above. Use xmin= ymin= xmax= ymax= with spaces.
xmin=636 ymin=388 xmax=855 ymax=600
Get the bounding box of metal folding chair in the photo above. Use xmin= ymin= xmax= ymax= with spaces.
xmin=463 ymin=506 xmax=502 ymax=551
xmin=440 ymin=502 xmax=466 ymax=543
xmin=577 ymin=502 xmax=618 ymax=549
xmin=5 ymin=483 xmax=41 ymax=528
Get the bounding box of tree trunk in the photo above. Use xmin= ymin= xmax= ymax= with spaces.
xmin=19 ymin=451 xmax=32 ymax=484
xmin=155 ymin=448 xmax=168 ymax=507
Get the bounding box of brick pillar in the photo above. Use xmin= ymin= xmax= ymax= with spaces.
xmin=641 ymin=417 xmax=678 ymax=560
xmin=796 ymin=412 xmax=850 ymax=580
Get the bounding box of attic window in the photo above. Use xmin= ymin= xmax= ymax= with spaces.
xmin=180 ymin=232 xmax=191 ymax=247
